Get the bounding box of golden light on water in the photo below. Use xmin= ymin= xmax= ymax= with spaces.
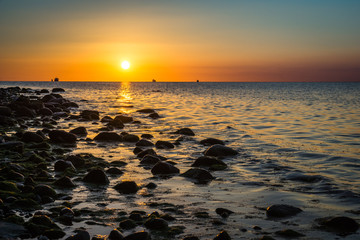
xmin=121 ymin=60 xmax=130 ymax=70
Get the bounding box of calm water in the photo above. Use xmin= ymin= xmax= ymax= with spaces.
xmin=1 ymin=81 xmax=360 ymax=238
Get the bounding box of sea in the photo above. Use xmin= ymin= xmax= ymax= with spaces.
xmin=1 ymin=81 xmax=360 ymax=239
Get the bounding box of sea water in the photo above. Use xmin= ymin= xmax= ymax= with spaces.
xmin=1 ymin=81 xmax=360 ymax=239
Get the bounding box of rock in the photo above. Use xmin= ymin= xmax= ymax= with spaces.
xmin=200 ymin=138 xmax=224 ymax=146
xmin=318 ymin=216 xmax=359 ymax=234
xmin=145 ymin=182 xmax=157 ymax=189
xmin=0 ymin=141 xmax=24 ymax=153
xmin=204 ymin=144 xmax=238 ymax=157
xmin=66 ymin=230 xmax=91 ymax=240
xmin=83 ymin=169 xmax=109 ymax=185
xmin=182 ymin=237 xmax=200 ymax=240
xmin=133 ymin=147 xmax=143 ymax=155
xmin=66 ymin=155 xmax=85 ymax=168
xmin=114 ymin=115 xmax=133 ymax=123
xmin=181 ymin=168 xmax=214 ymax=183
xmin=140 ymin=155 xmax=161 ymax=165
xmin=49 ymin=130 xmax=77 ymax=144
xmin=155 ymin=140 xmax=175 ymax=149
xmin=108 ymin=229 xmax=124 ymax=240
xmin=39 ymin=107 xmax=53 ymax=116
xmin=114 ymin=181 xmax=139 ymax=194
xmin=54 ymin=160 xmax=76 ymax=172
xmin=52 ymin=88 xmax=65 ymax=92
xmin=151 ymin=161 xmax=180 ymax=175
xmin=101 ymin=116 xmax=113 ymax=122
xmin=69 ymin=127 xmax=87 ymax=135
xmin=216 ymin=208 xmax=234 ymax=218
xmin=129 ymin=213 xmax=144 ymax=222
xmin=94 ymin=132 xmax=122 ymax=142
xmin=119 ymin=219 xmax=137 ymax=229
xmin=266 ymin=204 xmax=302 ymax=218
xmin=0 ymin=180 xmax=20 ymax=192
xmin=123 ymin=134 xmax=140 ymax=142
xmin=124 ymin=231 xmax=151 ymax=240
xmin=213 ymin=230 xmax=231 ymax=240
xmin=22 ymin=131 xmax=44 ymax=143
xmin=141 ymin=134 xmax=154 ymax=139
xmin=136 ymin=139 xmax=154 ymax=147
xmin=144 ymin=218 xmax=168 ymax=230
xmin=15 ymin=106 xmax=36 ymax=118
xmin=275 ymin=229 xmax=305 ymax=237
xmin=174 ymin=128 xmax=195 ymax=136
xmin=108 ymin=119 xmax=124 ymax=129
xmin=149 ymin=113 xmax=160 ymax=119
xmin=192 ymin=156 xmax=227 ymax=168
xmin=106 ymin=167 xmax=123 ymax=175
xmin=137 ymin=109 xmax=155 ymax=113
xmin=0 ymin=106 xmax=12 ymax=116
xmin=80 ymin=110 xmax=99 ymax=121
xmin=34 ymin=184 xmax=57 ymax=198
xmin=137 ymin=149 xmax=157 ymax=158
xmin=53 ymin=176 xmax=76 ymax=188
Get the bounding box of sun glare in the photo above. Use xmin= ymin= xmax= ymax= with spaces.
xmin=121 ymin=60 xmax=130 ymax=70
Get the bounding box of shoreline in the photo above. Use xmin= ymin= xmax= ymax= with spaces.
xmin=0 ymin=86 xmax=359 ymax=239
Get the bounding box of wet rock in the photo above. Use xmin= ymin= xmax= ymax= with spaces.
xmin=83 ymin=169 xmax=109 ymax=185
xmin=155 ymin=140 xmax=175 ymax=149
xmin=137 ymin=149 xmax=157 ymax=158
xmin=141 ymin=134 xmax=154 ymax=139
xmin=144 ymin=218 xmax=168 ymax=230
xmin=52 ymin=88 xmax=65 ymax=93
xmin=22 ymin=132 xmax=44 ymax=143
xmin=80 ymin=110 xmax=99 ymax=120
xmin=94 ymin=132 xmax=122 ymax=142
xmin=108 ymin=229 xmax=124 ymax=240
xmin=149 ymin=112 xmax=160 ymax=119
xmin=114 ymin=181 xmax=139 ymax=194
xmin=49 ymin=130 xmax=77 ymax=144
xmin=181 ymin=168 xmax=214 ymax=183
xmin=275 ymin=229 xmax=305 ymax=237
xmin=216 ymin=208 xmax=234 ymax=218
xmin=39 ymin=107 xmax=53 ymax=116
xmin=106 ymin=167 xmax=123 ymax=175
xmin=266 ymin=204 xmax=302 ymax=218
xmin=0 ymin=106 xmax=12 ymax=115
xmin=133 ymin=147 xmax=143 ymax=155
xmin=192 ymin=156 xmax=227 ymax=168
xmin=124 ymin=231 xmax=151 ymax=240
xmin=317 ymin=216 xmax=359 ymax=234
xmin=200 ymin=138 xmax=224 ymax=146
xmin=101 ymin=116 xmax=113 ymax=122
xmin=69 ymin=127 xmax=88 ymax=135
xmin=137 ymin=109 xmax=155 ymax=113
xmin=136 ymin=139 xmax=154 ymax=147
xmin=174 ymin=128 xmax=195 ymax=136
xmin=59 ymin=207 xmax=74 ymax=225
xmin=53 ymin=176 xmax=76 ymax=188
xmin=114 ymin=115 xmax=133 ymax=123
xmin=25 ymin=215 xmax=63 ymax=238
xmin=213 ymin=230 xmax=231 ymax=240
xmin=182 ymin=236 xmax=200 ymax=240
xmin=140 ymin=155 xmax=161 ymax=165
xmin=0 ymin=180 xmax=20 ymax=192
xmin=145 ymin=182 xmax=157 ymax=189
xmin=0 ymin=141 xmax=24 ymax=153
xmin=151 ymin=161 xmax=180 ymax=175
xmin=15 ymin=106 xmax=36 ymax=118
xmin=54 ymin=160 xmax=76 ymax=172
xmin=34 ymin=184 xmax=57 ymax=198
xmin=119 ymin=219 xmax=137 ymax=230
xmin=204 ymin=144 xmax=238 ymax=157
xmin=66 ymin=155 xmax=85 ymax=168
xmin=108 ymin=119 xmax=124 ymax=129
xmin=66 ymin=230 xmax=91 ymax=240
xmin=123 ymin=134 xmax=140 ymax=142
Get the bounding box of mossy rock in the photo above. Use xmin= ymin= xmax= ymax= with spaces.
xmin=0 ymin=181 xmax=20 ymax=192
xmin=11 ymin=198 xmax=41 ymax=210
xmin=5 ymin=214 xmax=25 ymax=225
xmin=25 ymin=215 xmax=61 ymax=237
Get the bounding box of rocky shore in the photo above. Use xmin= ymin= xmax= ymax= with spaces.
xmin=0 ymin=86 xmax=359 ymax=240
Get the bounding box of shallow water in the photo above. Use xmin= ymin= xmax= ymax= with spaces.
xmin=2 ymin=81 xmax=360 ymax=239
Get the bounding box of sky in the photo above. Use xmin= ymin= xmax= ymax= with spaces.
xmin=0 ymin=0 xmax=360 ymax=82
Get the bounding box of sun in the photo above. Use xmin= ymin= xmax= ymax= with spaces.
xmin=121 ymin=60 xmax=130 ymax=70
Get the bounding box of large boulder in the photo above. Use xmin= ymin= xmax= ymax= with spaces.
xmin=204 ymin=144 xmax=238 ymax=157
xmin=181 ymin=168 xmax=214 ymax=183
xmin=266 ymin=204 xmax=302 ymax=218
xmin=49 ymin=130 xmax=77 ymax=144
xmin=114 ymin=181 xmax=139 ymax=194
xmin=83 ymin=169 xmax=109 ymax=185
xmin=94 ymin=132 xmax=122 ymax=142
xmin=151 ymin=161 xmax=179 ymax=175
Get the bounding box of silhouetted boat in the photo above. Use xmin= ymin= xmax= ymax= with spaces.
xmin=152 ymin=79 xmax=156 ymax=82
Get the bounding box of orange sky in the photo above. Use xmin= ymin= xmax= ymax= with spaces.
xmin=0 ymin=1 xmax=360 ymax=82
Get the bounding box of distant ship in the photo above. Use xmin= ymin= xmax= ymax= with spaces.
xmin=51 ymin=77 xmax=59 ymax=82
xmin=152 ymin=79 xmax=156 ymax=82
xmin=197 ymin=80 xmax=199 ymax=82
